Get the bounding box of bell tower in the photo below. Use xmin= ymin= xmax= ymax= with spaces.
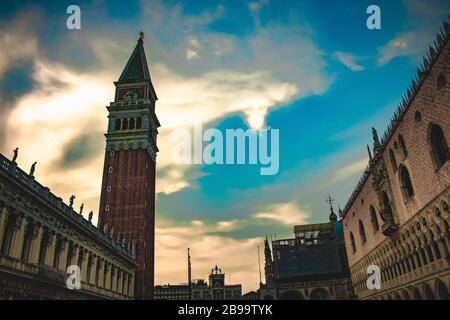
xmin=98 ymin=32 xmax=160 ymax=299
xmin=264 ymin=237 xmax=274 ymax=287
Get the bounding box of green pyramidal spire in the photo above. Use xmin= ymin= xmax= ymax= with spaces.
xmin=118 ymin=33 xmax=151 ymax=83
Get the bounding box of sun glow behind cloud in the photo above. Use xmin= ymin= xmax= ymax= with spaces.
xmin=3 ymin=0 xmax=446 ymax=293
xmin=0 ymin=2 xmax=329 ymax=290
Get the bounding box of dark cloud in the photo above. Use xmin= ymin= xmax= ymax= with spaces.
xmin=0 ymin=62 xmax=34 ymax=101
xmin=57 ymin=132 xmax=103 ymax=168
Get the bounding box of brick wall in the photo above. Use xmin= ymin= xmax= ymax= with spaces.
xmin=343 ymin=36 xmax=450 ymax=269
xmin=98 ymin=148 xmax=156 ymax=299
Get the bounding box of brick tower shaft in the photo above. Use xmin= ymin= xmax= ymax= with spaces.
xmin=98 ymin=33 xmax=159 ymax=299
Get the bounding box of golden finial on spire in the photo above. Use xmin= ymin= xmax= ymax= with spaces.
xmin=139 ymin=31 xmax=145 ymax=42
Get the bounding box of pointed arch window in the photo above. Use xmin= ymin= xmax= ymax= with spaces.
xmin=350 ymin=232 xmax=356 ymax=254
xmin=398 ymin=135 xmax=408 ymax=159
xmin=358 ymin=220 xmax=367 ymax=244
xmin=129 ymin=118 xmax=135 ymax=130
xmin=429 ymin=124 xmax=449 ymax=169
xmin=399 ymin=165 xmax=414 ymax=200
xmin=370 ymin=205 xmax=379 ymax=232
xmin=381 ymin=192 xmax=392 ymax=222
xmin=389 ymin=149 xmax=397 ymax=172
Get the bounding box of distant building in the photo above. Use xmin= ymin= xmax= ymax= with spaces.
xmin=154 ymin=266 xmax=242 ymax=300
xmin=242 ymin=290 xmax=260 ymax=300
xmin=154 ymin=282 xmax=193 ymax=300
xmin=260 ymin=205 xmax=354 ymax=300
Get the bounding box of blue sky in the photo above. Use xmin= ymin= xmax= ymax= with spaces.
xmin=0 ymin=0 xmax=448 ymax=291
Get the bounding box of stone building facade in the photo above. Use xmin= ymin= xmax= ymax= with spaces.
xmin=341 ymin=22 xmax=450 ymax=300
xmin=260 ymin=207 xmax=354 ymax=300
xmin=0 ymin=33 xmax=159 ymax=300
xmin=0 ymin=153 xmax=136 ymax=299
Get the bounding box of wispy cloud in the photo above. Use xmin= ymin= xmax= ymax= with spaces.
xmin=0 ymin=11 xmax=39 ymax=79
xmin=377 ymin=32 xmax=421 ymax=65
xmin=186 ymin=36 xmax=200 ymax=60
xmin=333 ymin=51 xmax=365 ymax=72
xmin=253 ymin=202 xmax=310 ymax=225
xmin=377 ymin=0 xmax=447 ymax=66
xmin=248 ymin=0 xmax=269 ymax=26
xmin=328 ymin=158 xmax=368 ymax=185
xmin=248 ymin=0 xmax=269 ymax=14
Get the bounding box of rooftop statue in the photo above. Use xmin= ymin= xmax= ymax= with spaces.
xmin=12 ymin=147 xmax=18 ymax=163
xmin=29 ymin=162 xmax=37 ymax=177
xmin=69 ymin=195 xmax=76 ymax=208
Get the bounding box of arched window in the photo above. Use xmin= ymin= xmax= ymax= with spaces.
xmin=434 ymin=207 xmax=441 ymax=219
xmin=115 ymin=118 xmax=122 ymax=131
xmin=389 ymin=149 xmax=397 ymax=172
xmin=279 ymin=290 xmax=305 ymax=300
xmin=129 ymin=118 xmax=135 ymax=130
xmin=398 ymin=135 xmax=408 ymax=158
xmin=370 ymin=205 xmax=379 ymax=232
xmin=399 ymin=165 xmax=414 ymax=200
xmin=136 ymin=117 xmax=142 ymax=129
xmin=350 ymin=232 xmax=356 ymax=253
xmin=381 ymin=191 xmax=392 ymax=221
xmin=359 ymin=220 xmax=367 ymax=244
xmin=122 ymin=118 xmax=129 ymax=130
xmin=442 ymin=201 xmax=449 ymax=215
xmin=310 ymin=288 xmax=330 ymax=300
xmin=429 ymin=124 xmax=449 ymax=169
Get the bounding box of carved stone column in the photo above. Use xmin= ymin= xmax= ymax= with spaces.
xmin=44 ymin=231 xmax=56 ymax=266
xmin=72 ymin=244 xmax=80 ymax=268
xmin=104 ymin=262 xmax=111 ymax=290
xmin=128 ymin=275 xmax=134 ymax=298
xmin=123 ymin=272 xmax=129 ymax=296
xmin=23 ymin=220 xmax=39 ymax=262
xmin=97 ymin=257 xmax=104 ymax=288
xmin=111 ymin=265 xmax=117 ymax=292
xmin=9 ymin=212 xmax=26 ymax=259
xmin=58 ymin=238 xmax=69 ymax=271
xmin=79 ymin=249 xmax=89 ymax=283
xmin=428 ymin=238 xmax=439 ymax=261
xmin=408 ymin=255 xmax=415 ymax=270
xmin=117 ymin=269 xmax=123 ymax=294
xmin=422 ymin=244 xmax=431 ymax=265
xmin=437 ymin=238 xmax=450 ymax=267
xmin=0 ymin=205 xmax=8 ymax=251
xmin=28 ymin=223 xmax=43 ymax=264
xmin=443 ymin=233 xmax=450 ymax=255
xmin=87 ymin=254 xmax=98 ymax=285
xmin=393 ymin=262 xmax=401 ymax=277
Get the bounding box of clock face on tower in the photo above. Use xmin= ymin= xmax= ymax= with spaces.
xmin=117 ymin=86 xmax=146 ymax=101
xmin=214 ymin=279 xmax=224 ymax=287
